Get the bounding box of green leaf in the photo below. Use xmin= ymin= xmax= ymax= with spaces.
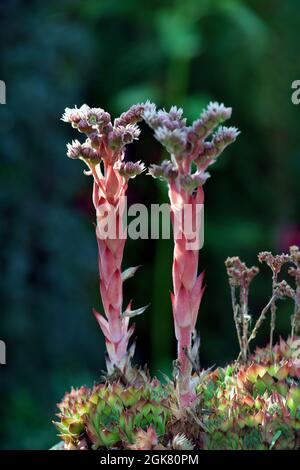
xmin=269 ymin=430 xmax=282 ymax=450
xmin=254 ymin=379 xmax=267 ymax=395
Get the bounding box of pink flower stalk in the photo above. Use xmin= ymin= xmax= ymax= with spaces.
xmin=145 ymin=102 xmax=239 ymax=405
xmin=62 ymin=103 xmax=146 ymax=373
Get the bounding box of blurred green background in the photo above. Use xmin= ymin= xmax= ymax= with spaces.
xmin=0 ymin=0 xmax=300 ymax=449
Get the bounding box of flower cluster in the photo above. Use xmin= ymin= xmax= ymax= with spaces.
xmin=258 ymin=247 xmax=300 ymax=339
xmin=225 ymin=257 xmax=259 ymax=288
xmin=274 ymin=280 xmax=295 ymax=299
xmin=144 ymin=101 xmax=239 ymax=178
xmin=62 ymin=104 xmax=142 ymax=159
xmin=226 ymin=247 xmax=300 ymax=362
xmin=118 ymin=161 xmax=145 ymax=180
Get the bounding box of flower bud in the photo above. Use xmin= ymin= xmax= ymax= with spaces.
xmin=85 ymin=108 xmax=111 ymax=130
xmin=66 ymin=140 xmax=82 ymax=159
xmin=142 ymin=101 xmax=158 ymax=128
xmin=88 ymin=132 xmax=102 ymax=149
xmin=154 ymin=127 xmax=187 ymax=156
xmin=114 ymin=104 xmax=145 ymax=127
xmin=168 ymin=105 xmax=184 ymax=122
xmin=122 ymin=124 xmax=141 ymax=144
xmin=118 ymin=161 xmax=145 ymax=179
xmin=80 ymin=142 xmax=99 ymax=161
xmin=61 ymin=106 xmax=82 ymax=125
xmin=77 ymin=118 xmax=94 ymax=134
xmin=148 ymin=164 xmax=165 ymax=179
xmin=201 ymin=102 xmax=232 ymax=127
xmin=225 ymin=257 xmax=259 ymax=286
xmin=288 ymin=267 xmax=300 ymax=282
xmin=213 ymin=126 xmax=240 ymax=151
xmin=258 ymin=250 xmax=291 ymax=273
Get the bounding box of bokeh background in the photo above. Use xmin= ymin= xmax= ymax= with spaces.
xmin=0 ymin=0 xmax=300 ymax=449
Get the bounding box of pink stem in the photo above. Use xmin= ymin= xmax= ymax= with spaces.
xmin=170 ymin=182 xmax=205 ymax=405
xmin=92 ymin=162 xmax=133 ymax=372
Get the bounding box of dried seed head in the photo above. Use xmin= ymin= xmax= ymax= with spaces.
xmin=62 ymin=105 xmax=97 ymax=134
xmin=143 ymin=102 xmax=187 ymax=158
xmin=66 ymin=139 xmax=99 ymax=161
xmin=195 ymin=126 xmax=239 ymax=170
xmin=61 ymin=106 xmax=82 ymax=125
xmin=84 ymin=107 xmax=110 ymax=127
xmin=154 ymin=127 xmax=187 ymax=156
xmin=142 ymin=101 xmax=158 ymax=127
xmin=66 ymin=140 xmax=83 ymax=159
xmin=288 ymin=267 xmax=300 ymax=283
xmin=213 ymin=126 xmax=240 ymax=150
xmin=258 ymin=251 xmax=291 ymax=273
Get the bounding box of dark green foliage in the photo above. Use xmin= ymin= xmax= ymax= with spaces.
xmin=54 ymin=378 xmax=170 ymax=449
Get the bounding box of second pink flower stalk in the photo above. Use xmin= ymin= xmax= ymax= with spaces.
xmin=144 ymin=102 xmax=239 ymax=405
xmin=62 ymin=104 xmax=147 ymax=374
